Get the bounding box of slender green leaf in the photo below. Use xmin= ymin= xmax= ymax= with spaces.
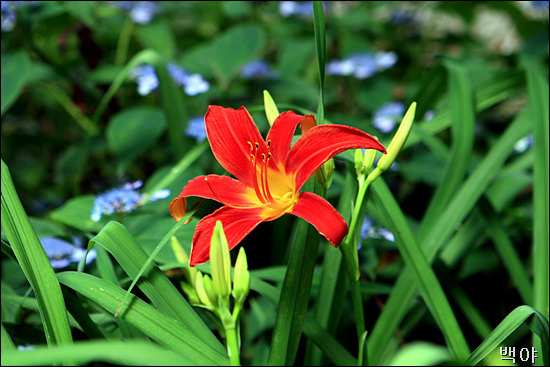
xmin=1 ymin=339 xmax=199 ymax=366
xmin=89 ymin=220 xmax=225 ymax=354
xmin=57 ymin=271 xmax=228 ymax=365
xmin=371 ymin=178 xmax=470 ymax=361
xmin=1 ymin=160 xmax=73 ymax=348
xmin=1 ymin=323 xmax=16 ymax=351
xmin=466 ymin=306 xmax=549 ymax=366
xmin=368 ymin=108 xmax=532 ymax=364
xmin=268 ymin=179 xmax=322 ymax=366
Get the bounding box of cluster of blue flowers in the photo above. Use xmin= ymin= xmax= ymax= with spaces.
xmin=1 ymin=1 xmax=36 ymax=32
xmin=373 ymin=101 xmax=405 ymax=133
xmin=240 ymin=60 xmax=277 ymax=79
xmin=91 ymin=180 xmax=170 ymax=222
xmin=109 ymin=1 xmax=158 ymax=24
xmin=358 ymin=216 xmax=395 ymax=250
xmin=129 ymin=63 xmax=209 ymax=97
xmin=327 ymin=51 xmax=398 ymax=79
xmin=40 ymin=237 xmax=97 ymax=269
xmin=186 ymin=116 xmax=207 ymax=142
xmin=279 ymin=1 xmax=314 ymax=18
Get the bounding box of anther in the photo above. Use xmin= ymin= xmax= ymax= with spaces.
xmin=267 ymin=140 xmax=271 ymax=148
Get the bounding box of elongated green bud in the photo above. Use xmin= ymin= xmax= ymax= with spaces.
xmin=210 ymin=221 xmax=232 ymax=299
xmin=202 ymin=274 xmax=218 ymax=306
xmin=232 ymin=247 xmax=251 ymax=303
xmin=195 ymin=272 xmax=213 ymax=307
xmin=171 ymin=236 xmax=197 ymax=286
xmin=263 ymin=90 xmax=280 ymax=126
xmin=377 ymin=102 xmax=416 ymax=172
xmin=218 ymin=297 xmax=235 ymax=329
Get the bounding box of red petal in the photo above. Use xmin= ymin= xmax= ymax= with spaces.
xmin=265 ymin=111 xmax=315 ymax=167
xmin=286 ymin=125 xmax=386 ymax=190
xmin=169 ymin=175 xmax=262 ymax=222
xmin=205 ymin=106 xmax=266 ymax=187
xmin=189 ymin=206 xmax=265 ymax=266
xmin=289 ymin=192 xmax=348 ymax=247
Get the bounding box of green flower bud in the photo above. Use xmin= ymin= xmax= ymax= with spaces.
xmin=195 ymin=272 xmax=213 ymax=308
xmin=232 ymin=248 xmax=251 ymax=304
xmin=218 ymin=297 xmax=235 ymax=330
xmin=377 ymin=102 xmax=416 ymax=172
xmin=210 ymin=221 xmax=232 ymax=299
xmin=180 ymin=281 xmax=200 ymax=305
xmin=315 ymin=158 xmax=335 ymax=190
xmin=354 ymin=149 xmax=364 ymax=177
xmin=263 ymin=90 xmax=280 ymax=127
xmin=202 ymin=273 xmax=218 ymax=306
xmin=170 ymin=236 xmax=197 ymax=287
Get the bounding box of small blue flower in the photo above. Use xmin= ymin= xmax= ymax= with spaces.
xmin=423 ymin=110 xmax=435 ymax=121
xmin=186 ymin=116 xmax=207 ymax=142
xmin=149 ymin=189 xmax=171 ymax=201
xmin=514 ymin=133 xmax=534 ymax=153
xmin=1 ymin=1 xmax=36 ymax=32
xmin=373 ymin=101 xmax=405 ymax=133
xmin=327 ymin=51 xmax=397 ymax=79
xmin=240 ymin=60 xmax=276 ymax=79
xmin=40 ymin=237 xmax=97 ymax=269
xmin=358 ymin=216 xmax=395 ymax=250
xmin=17 ymin=345 xmax=36 ymax=351
xmin=279 ymin=1 xmax=314 ymax=18
xmin=129 ymin=1 xmax=157 ymax=24
xmin=374 ymin=51 xmax=398 ymax=71
xmin=167 ymin=63 xmax=210 ymax=96
xmin=182 ymin=74 xmax=209 ymax=96
xmin=129 ymin=64 xmax=159 ymax=96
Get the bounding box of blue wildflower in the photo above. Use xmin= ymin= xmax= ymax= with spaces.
xmin=129 ymin=1 xmax=157 ymax=24
xmin=186 ymin=116 xmax=207 ymax=142
xmin=373 ymin=101 xmax=405 ymax=133
xmin=240 ymin=60 xmax=277 ymax=79
xmin=423 ymin=110 xmax=435 ymax=121
xmin=513 ymin=133 xmax=534 ymax=153
xmin=358 ymin=216 xmax=395 ymax=250
xmin=91 ymin=180 xmax=171 ymax=221
xmin=1 ymin=1 xmax=36 ymax=32
xmin=167 ymin=63 xmax=210 ymax=96
xmin=109 ymin=1 xmax=158 ymax=24
xmin=327 ymin=51 xmax=397 ymax=79
xmin=40 ymin=237 xmax=97 ymax=269
xmin=182 ymin=73 xmax=209 ymax=96
xmin=129 ymin=64 xmax=159 ymax=96
xmin=279 ymin=1 xmax=314 ymax=18
xmin=17 ymin=345 xmax=36 ymax=351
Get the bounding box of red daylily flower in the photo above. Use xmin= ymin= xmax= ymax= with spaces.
xmin=170 ymin=106 xmax=386 ymax=266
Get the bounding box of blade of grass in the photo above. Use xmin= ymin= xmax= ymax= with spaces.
xmin=466 ymin=305 xmax=549 ymax=366
xmin=155 ymin=59 xmax=191 ymax=159
xmin=1 ymin=323 xmax=16 ymax=351
xmin=92 ymin=49 xmax=160 ymax=124
xmin=1 ymin=340 xmax=192 ymax=366
xmin=371 ymin=178 xmax=470 ymax=361
xmin=313 ymin=0 xmax=326 ymax=125
xmin=305 ymin=169 xmax=355 ymax=365
xmin=57 ymin=271 xmax=228 ymax=365
xmin=522 ymin=55 xmax=549 ymax=366
xmin=367 ymin=108 xmax=532 ymax=364
xmin=418 ymin=58 xmax=475 ymax=241
xmin=89 ymin=219 xmax=224 ymax=354
xmin=268 ymin=179 xmax=323 ymax=366
xmin=1 ymin=160 xmax=73 ymax=348
xmin=479 ymin=197 xmax=533 ymax=304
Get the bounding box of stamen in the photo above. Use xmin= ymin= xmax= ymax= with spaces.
xmin=267 ymin=140 xmax=271 ymax=148
xmin=261 ymin=153 xmax=274 ymax=202
xmin=250 ymin=142 xmax=266 ymax=203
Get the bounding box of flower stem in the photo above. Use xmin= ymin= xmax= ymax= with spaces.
xmin=225 ymin=325 xmax=241 ymax=366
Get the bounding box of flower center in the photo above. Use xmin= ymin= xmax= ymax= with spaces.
xmin=248 ymin=140 xmax=297 ymax=217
